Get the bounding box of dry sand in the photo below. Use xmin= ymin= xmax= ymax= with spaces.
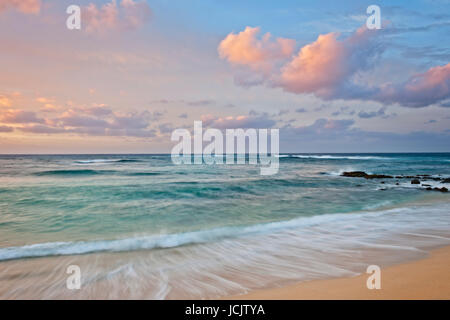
xmin=231 ymin=246 xmax=450 ymax=300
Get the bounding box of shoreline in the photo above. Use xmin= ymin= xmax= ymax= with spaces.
xmin=1 ymin=200 xmax=449 ymax=299
xmin=230 ymin=245 xmax=450 ymax=300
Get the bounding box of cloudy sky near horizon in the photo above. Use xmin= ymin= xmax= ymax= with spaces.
xmin=1 ymin=0 xmax=449 ymax=153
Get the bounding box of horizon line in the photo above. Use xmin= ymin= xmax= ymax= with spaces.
xmin=1 ymin=152 xmax=450 ymax=156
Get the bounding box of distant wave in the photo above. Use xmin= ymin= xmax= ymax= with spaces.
xmin=320 ymin=168 xmax=358 ymax=176
xmin=75 ymin=159 xmax=141 ymax=164
xmin=290 ymin=155 xmax=388 ymax=160
xmin=0 ymin=207 xmax=425 ymax=262
xmin=34 ymin=169 xmax=114 ymax=176
xmin=35 ymin=169 xmax=161 ymax=177
xmin=126 ymin=172 xmax=161 ymax=176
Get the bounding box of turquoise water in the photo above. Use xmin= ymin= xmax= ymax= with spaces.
xmin=0 ymin=153 xmax=449 ymax=298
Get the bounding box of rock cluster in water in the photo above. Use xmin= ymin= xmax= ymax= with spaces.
xmin=341 ymin=171 xmax=449 ymax=192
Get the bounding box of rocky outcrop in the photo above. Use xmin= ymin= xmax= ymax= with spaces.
xmin=341 ymin=171 xmax=368 ymax=178
xmin=341 ymin=171 xmax=449 ymax=193
xmin=425 ymin=187 xmax=448 ymax=192
xmin=341 ymin=172 xmax=393 ymax=179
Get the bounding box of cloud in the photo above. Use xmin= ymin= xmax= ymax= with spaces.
xmin=0 ymin=0 xmax=41 ymax=15
xmin=158 ymin=123 xmax=174 ymax=134
xmin=35 ymin=97 xmax=63 ymax=113
xmin=0 ymin=125 xmax=13 ymax=132
xmin=83 ymin=0 xmax=152 ymax=34
xmin=56 ymin=114 xmax=111 ymax=128
xmin=2 ymin=105 xmax=158 ymax=138
xmin=0 ymin=95 xmax=12 ymax=107
xmin=179 ymin=113 xmax=188 ymax=119
xmin=185 ymin=99 xmax=215 ymax=107
xmin=0 ymin=110 xmax=44 ymax=124
xmin=374 ymin=63 xmax=450 ymax=108
xmin=280 ymin=118 xmax=450 ymax=152
xmin=358 ymin=107 xmax=387 ymax=118
xmin=219 ymin=26 xmax=450 ymax=108
xmin=201 ymin=112 xmax=276 ymax=129
xmin=81 ymin=105 xmax=113 ymax=117
xmin=220 ymin=26 xmax=381 ymax=97
xmin=218 ymin=26 xmax=295 ymax=75
xmin=20 ymin=125 xmax=66 ymax=134
xmin=295 ymin=108 xmax=307 ymax=113
xmin=331 ymin=106 xmax=355 ymax=117
xmin=111 ymin=112 xmax=150 ymax=129
xmin=120 ymin=0 xmax=152 ymax=29
xmin=277 ymin=109 xmax=289 ymax=116
xmin=279 ymin=27 xmax=381 ymax=99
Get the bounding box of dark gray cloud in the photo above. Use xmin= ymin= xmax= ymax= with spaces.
xmin=358 ymin=107 xmax=392 ymax=119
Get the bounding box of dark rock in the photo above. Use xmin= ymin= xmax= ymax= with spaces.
xmin=411 ymin=179 xmax=420 ymax=184
xmin=380 ymin=181 xmax=385 ymax=184
xmin=433 ymin=187 xmax=448 ymax=192
xmin=442 ymin=178 xmax=450 ymax=184
xmin=396 ymin=183 xmax=399 ymax=185
xmin=422 ymin=184 xmax=431 ymax=187
xmin=342 ymin=171 xmax=368 ymax=178
xmin=426 ymin=187 xmax=433 ymax=190
xmin=366 ymin=174 xmax=393 ymax=179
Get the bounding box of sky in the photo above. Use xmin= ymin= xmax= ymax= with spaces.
xmin=0 ymin=0 xmax=449 ymax=153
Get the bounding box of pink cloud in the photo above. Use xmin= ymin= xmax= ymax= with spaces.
xmin=0 ymin=110 xmax=44 ymax=124
xmin=0 ymin=95 xmax=12 ymax=107
xmin=83 ymin=0 xmax=152 ymax=34
xmin=219 ymin=26 xmax=450 ymax=107
xmin=0 ymin=0 xmax=41 ymax=15
xmin=377 ymin=63 xmax=450 ymax=108
xmin=219 ymin=26 xmax=380 ymax=96
xmin=218 ymin=26 xmax=295 ymax=74
xmin=278 ymin=27 xmax=377 ymax=98
xmin=0 ymin=92 xmax=20 ymax=107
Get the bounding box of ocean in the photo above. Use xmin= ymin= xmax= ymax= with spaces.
xmin=0 ymin=153 xmax=449 ymax=299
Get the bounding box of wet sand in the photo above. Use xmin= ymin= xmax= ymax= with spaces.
xmin=231 ymin=245 xmax=450 ymax=300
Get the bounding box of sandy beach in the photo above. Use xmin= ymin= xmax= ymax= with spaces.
xmin=232 ymin=245 xmax=450 ymax=300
